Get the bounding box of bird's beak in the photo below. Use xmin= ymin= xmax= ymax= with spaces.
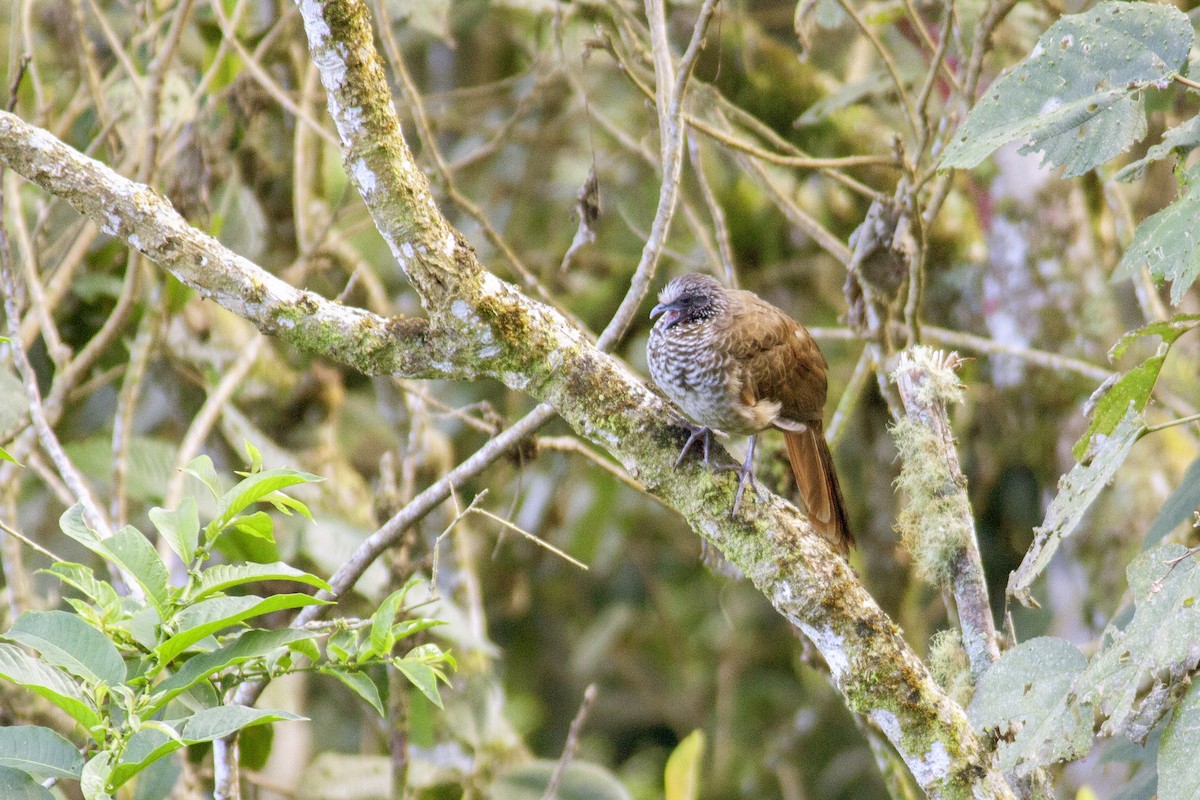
xmin=650 ymin=302 xmax=668 ymax=319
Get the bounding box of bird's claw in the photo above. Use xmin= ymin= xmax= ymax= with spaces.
xmin=716 ymin=462 xmax=766 ymax=515
xmin=674 ymin=424 xmax=714 ymax=468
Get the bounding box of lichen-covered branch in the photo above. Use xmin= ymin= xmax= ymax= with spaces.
xmin=891 ymin=347 xmax=1000 ymax=681
xmin=0 ymin=110 xmax=449 ymax=381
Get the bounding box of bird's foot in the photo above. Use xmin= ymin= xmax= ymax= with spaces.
xmin=674 ymin=423 xmax=715 ymax=468
xmin=715 ymin=461 xmax=766 ymax=515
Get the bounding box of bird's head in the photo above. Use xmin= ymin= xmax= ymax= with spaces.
xmin=650 ymin=273 xmax=725 ymax=329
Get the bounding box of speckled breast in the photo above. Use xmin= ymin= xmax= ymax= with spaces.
xmin=648 ymin=322 xmax=754 ymax=435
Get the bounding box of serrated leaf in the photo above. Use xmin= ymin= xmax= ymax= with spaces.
xmin=0 ymin=725 xmax=84 ymax=779
xmin=155 ymin=594 xmax=328 ymax=664
xmin=6 ymin=611 xmax=126 ymax=685
xmin=1145 ymin=455 xmax=1200 ymax=549
xmin=1009 ymin=408 xmax=1143 ymax=607
xmin=1075 ymin=544 xmax=1200 ymax=737
xmin=0 ymin=643 xmax=100 ymax=730
xmin=1072 ymin=357 xmax=1161 ymax=461
xmin=967 ymin=637 xmax=1091 ymax=772
xmin=1115 ymin=115 xmax=1200 ymax=182
xmin=149 ymin=499 xmax=200 ymax=566
xmin=189 ymin=562 xmax=329 ymax=602
xmin=150 ymin=628 xmax=314 ymax=711
xmin=1114 ymin=167 xmax=1200 ymax=304
xmin=324 ymin=668 xmax=385 ymax=716
xmin=1158 ymin=678 xmax=1200 ymax=800
xmin=0 ymin=766 xmax=56 ymax=800
xmin=395 ymin=659 xmax=443 ymax=708
xmin=940 ymin=2 xmax=1192 ymax=177
xmin=665 ymin=730 xmax=704 ymax=800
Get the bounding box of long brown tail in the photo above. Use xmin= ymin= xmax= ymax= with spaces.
xmin=783 ymin=425 xmax=854 ymax=555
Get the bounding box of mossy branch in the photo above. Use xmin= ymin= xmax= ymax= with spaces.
xmin=891 ymin=347 xmax=1000 ymax=681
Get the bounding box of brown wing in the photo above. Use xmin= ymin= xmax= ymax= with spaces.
xmin=719 ymin=290 xmax=827 ymax=424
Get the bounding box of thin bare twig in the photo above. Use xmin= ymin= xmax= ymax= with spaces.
xmin=542 ymin=684 xmax=598 ymax=800
xmin=596 ymin=0 xmax=721 ymax=351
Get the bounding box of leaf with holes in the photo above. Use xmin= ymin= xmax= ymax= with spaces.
xmin=940 ymin=2 xmax=1192 ymax=177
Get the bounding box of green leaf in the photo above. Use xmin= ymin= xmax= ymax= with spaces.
xmin=1072 ymin=356 xmax=1161 ymax=461
xmin=395 ymin=659 xmax=443 ymax=709
xmin=57 ymin=510 xmax=170 ymax=612
xmin=0 ymin=446 xmax=20 ymax=467
xmin=940 ymin=2 xmax=1192 ymax=177
xmin=967 ymin=637 xmax=1090 ymax=773
xmin=289 ymin=637 xmax=321 ymax=663
xmin=150 ymin=628 xmax=314 ymax=711
xmin=129 ymin=745 xmax=179 ymax=800
xmin=1075 ymin=544 xmax=1200 ymax=737
xmin=212 ymin=469 xmax=320 ymax=532
xmin=109 ymin=706 xmax=304 ymax=788
xmin=0 ymin=725 xmax=84 ymax=779
xmin=1158 ymin=678 xmax=1200 ymax=800
xmin=189 ymin=562 xmax=329 ymax=602
xmin=1115 ymin=114 xmax=1200 ymax=182
xmin=1145 ymin=455 xmax=1200 ymax=549
xmin=664 ymin=730 xmax=704 ymax=800
xmin=181 ymin=455 xmax=224 ymax=500
xmin=155 ymin=594 xmax=328 ymax=665
xmin=149 ymin=498 xmax=200 ymax=566
xmin=6 ymin=611 xmax=126 ymax=685
xmin=1108 ymin=313 xmax=1200 ymax=360
xmin=0 ymin=766 xmax=56 ymax=800
xmin=38 ymin=562 xmax=119 ymax=609
xmin=0 ymin=643 xmax=100 ymax=730
xmin=1009 ymin=408 xmax=1143 ymax=607
xmin=102 ymin=527 xmax=170 ymax=611
xmin=108 ymin=729 xmax=183 ymax=789
xmin=1115 ymin=166 xmax=1200 ymax=304
xmin=81 ymin=750 xmax=113 ymax=800
xmin=244 ymin=440 xmax=264 ymax=473
xmin=227 ymin=511 xmax=274 ymax=543
xmin=59 ymin=504 xmax=102 ymax=550
xmin=324 ymin=668 xmax=385 ymax=716
xmin=367 ymin=582 xmax=419 ymax=660
xmin=179 ymin=705 xmax=304 ymax=741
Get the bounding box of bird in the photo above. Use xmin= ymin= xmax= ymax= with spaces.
xmin=647 ymin=273 xmax=853 ymax=554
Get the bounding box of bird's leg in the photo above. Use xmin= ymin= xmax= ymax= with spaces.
xmin=675 ymin=423 xmax=715 ymax=468
xmin=717 ymin=434 xmax=766 ymax=514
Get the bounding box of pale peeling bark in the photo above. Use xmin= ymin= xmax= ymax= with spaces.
xmin=0 ymin=0 xmax=1016 ymax=794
